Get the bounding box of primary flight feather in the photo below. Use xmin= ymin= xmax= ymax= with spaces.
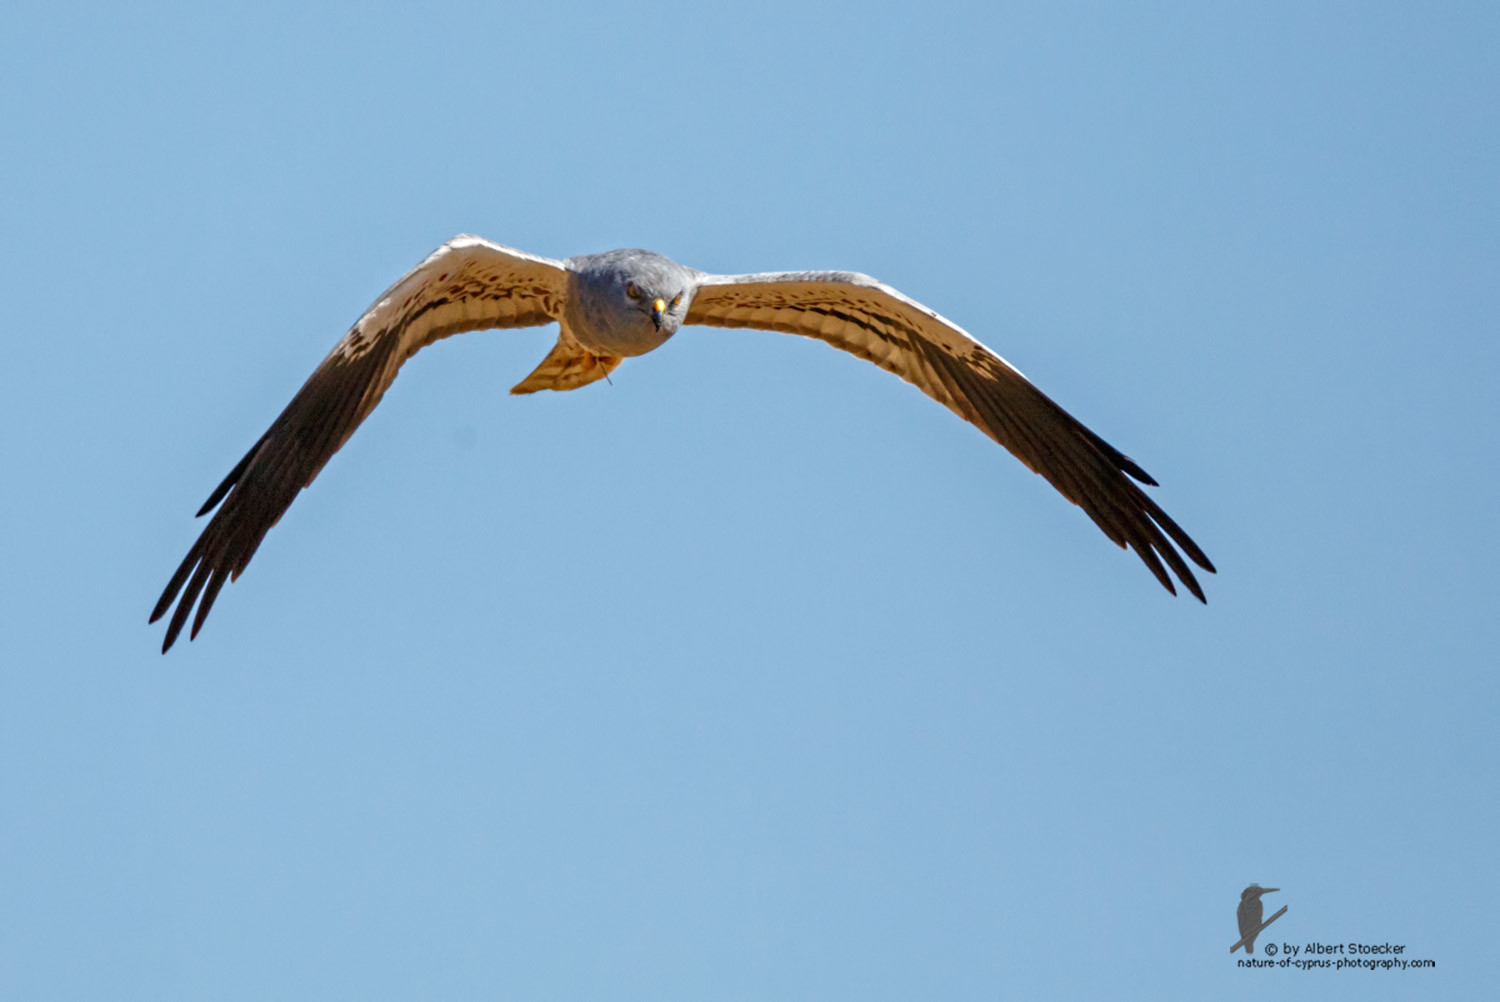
xmin=151 ymin=235 xmax=1215 ymax=652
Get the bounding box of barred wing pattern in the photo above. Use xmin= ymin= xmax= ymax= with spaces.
xmin=685 ymin=271 xmax=1214 ymax=599
xmin=151 ymin=237 xmax=568 ymax=651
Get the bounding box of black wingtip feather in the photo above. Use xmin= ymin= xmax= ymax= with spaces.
xmin=164 ymin=560 xmax=213 ymax=652
xmin=191 ymin=568 xmax=229 ymax=642
xmin=150 ymin=547 xmax=199 ymax=625
xmin=1125 ymin=462 xmax=1158 ymax=487
xmin=1144 ymin=501 xmax=1216 ymax=574
xmin=1176 ymin=563 xmax=1206 ymax=603
xmin=1131 ymin=541 xmax=1176 ymax=595
xmin=197 ymin=441 xmax=259 ymax=517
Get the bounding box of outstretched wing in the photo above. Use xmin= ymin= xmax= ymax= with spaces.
xmin=151 ymin=235 xmax=569 ymax=651
xmin=685 ymin=271 xmax=1214 ymax=599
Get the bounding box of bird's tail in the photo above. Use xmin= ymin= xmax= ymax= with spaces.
xmin=511 ymin=332 xmax=620 ymax=394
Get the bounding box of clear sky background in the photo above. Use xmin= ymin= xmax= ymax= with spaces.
xmin=3 ymin=2 xmax=1496 ymax=998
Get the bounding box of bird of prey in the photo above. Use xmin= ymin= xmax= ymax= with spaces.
xmin=1236 ymin=885 xmax=1279 ymax=953
xmin=151 ymin=235 xmax=1215 ymax=651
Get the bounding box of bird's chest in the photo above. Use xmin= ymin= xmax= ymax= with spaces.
xmin=564 ymin=296 xmax=673 ymax=358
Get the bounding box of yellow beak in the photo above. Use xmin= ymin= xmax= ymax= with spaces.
xmin=651 ymin=297 xmax=667 ymax=329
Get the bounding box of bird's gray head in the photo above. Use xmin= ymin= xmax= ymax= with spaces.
xmin=566 ymin=248 xmax=698 ymax=357
xmin=1241 ymin=885 xmax=1278 ymax=901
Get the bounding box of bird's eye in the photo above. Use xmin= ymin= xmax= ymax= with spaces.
xmin=671 ymin=292 xmax=683 ymax=308
xmin=626 ymin=282 xmax=642 ymax=299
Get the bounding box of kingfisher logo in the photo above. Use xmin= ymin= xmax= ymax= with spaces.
xmin=1229 ymin=885 xmax=1436 ymax=971
xmin=1231 ymin=884 xmax=1286 ymax=954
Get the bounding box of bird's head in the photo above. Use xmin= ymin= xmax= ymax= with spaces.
xmin=1241 ymin=885 xmax=1279 ymax=901
xmin=571 ymin=249 xmax=696 ymax=355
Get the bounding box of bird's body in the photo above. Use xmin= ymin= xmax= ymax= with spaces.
xmin=1237 ymin=885 xmax=1278 ymax=953
xmin=151 ymin=235 xmax=1216 ymax=651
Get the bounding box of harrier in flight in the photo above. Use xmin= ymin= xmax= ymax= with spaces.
xmin=152 ymin=236 xmax=1215 ymax=651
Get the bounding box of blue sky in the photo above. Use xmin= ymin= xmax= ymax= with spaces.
xmin=3 ymin=2 xmax=1496 ymax=998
